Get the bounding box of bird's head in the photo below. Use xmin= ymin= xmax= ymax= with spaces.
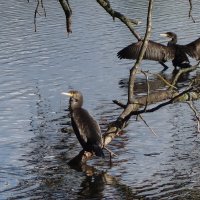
xmin=160 ymin=32 xmax=177 ymax=44
xmin=62 ymin=90 xmax=83 ymax=109
xmin=160 ymin=32 xmax=177 ymax=39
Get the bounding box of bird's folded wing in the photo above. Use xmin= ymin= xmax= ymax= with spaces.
xmin=72 ymin=109 xmax=101 ymax=144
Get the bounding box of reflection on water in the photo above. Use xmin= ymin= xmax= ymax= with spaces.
xmin=1 ymin=0 xmax=200 ymax=199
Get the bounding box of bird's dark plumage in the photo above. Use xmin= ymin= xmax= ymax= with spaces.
xmin=117 ymin=32 xmax=200 ymax=69
xmin=62 ymin=90 xmax=104 ymax=157
xmin=117 ymin=40 xmax=175 ymax=62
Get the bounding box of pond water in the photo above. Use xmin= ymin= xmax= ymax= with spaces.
xmin=1 ymin=0 xmax=200 ymax=199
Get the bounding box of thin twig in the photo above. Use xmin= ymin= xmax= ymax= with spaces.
xmin=188 ymin=0 xmax=196 ymax=23
xmin=138 ymin=114 xmax=157 ymax=136
xmin=41 ymin=0 xmax=46 ymax=17
xmin=132 ymin=87 xmax=193 ymax=115
xmin=34 ymin=1 xmax=40 ymax=32
xmin=113 ymin=100 xmax=126 ymax=108
xmin=104 ymin=146 xmax=118 ymax=157
xmin=34 ymin=0 xmax=46 ymax=32
xmin=170 ymin=62 xmax=200 ymax=88
xmin=151 ymin=72 xmax=177 ymax=90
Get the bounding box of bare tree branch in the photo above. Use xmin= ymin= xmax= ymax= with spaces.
xmin=34 ymin=0 xmax=46 ymax=32
xmin=132 ymin=87 xmax=193 ymax=115
xmin=59 ymin=0 xmax=72 ymax=34
xmin=96 ymin=0 xmax=141 ymax=40
xmin=138 ymin=114 xmax=157 ymax=136
xmin=188 ymin=0 xmax=196 ymax=23
xmin=26 ymin=0 xmax=200 ymax=168
xmin=148 ymin=72 xmax=177 ymax=90
xmin=100 ymin=0 xmax=154 ymax=152
xmin=120 ymin=0 xmax=153 ymax=120
xmin=34 ymin=1 xmax=40 ymax=32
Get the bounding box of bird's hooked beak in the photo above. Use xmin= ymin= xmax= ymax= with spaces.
xmin=160 ymin=33 xmax=169 ymax=38
xmin=61 ymin=92 xmax=73 ymax=97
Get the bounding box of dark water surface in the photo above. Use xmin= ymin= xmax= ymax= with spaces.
xmin=1 ymin=0 xmax=200 ymax=199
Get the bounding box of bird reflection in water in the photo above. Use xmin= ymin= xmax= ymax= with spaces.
xmin=78 ymin=169 xmax=105 ymax=199
xmin=73 ymin=163 xmax=138 ymax=199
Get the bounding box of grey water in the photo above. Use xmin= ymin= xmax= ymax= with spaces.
xmin=1 ymin=0 xmax=200 ymax=199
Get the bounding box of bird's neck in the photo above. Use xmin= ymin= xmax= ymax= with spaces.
xmin=168 ymin=37 xmax=177 ymax=46
xmin=69 ymin=105 xmax=82 ymax=111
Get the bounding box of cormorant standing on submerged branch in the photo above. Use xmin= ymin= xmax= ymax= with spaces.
xmin=62 ymin=90 xmax=104 ymax=158
xmin=117 ymin=32 xmax=200 ymax=70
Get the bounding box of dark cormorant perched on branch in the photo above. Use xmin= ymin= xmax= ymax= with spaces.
xmin=62 ymin=90 xmax=104 ymax=157
xmin=117 ymin=32 xmax=200 ymax=70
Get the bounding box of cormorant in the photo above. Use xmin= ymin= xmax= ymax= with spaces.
xmin=117 ymin=32 xmax=200 ymax=70
xmin=62 ymin=90 xmax=104 ymax=157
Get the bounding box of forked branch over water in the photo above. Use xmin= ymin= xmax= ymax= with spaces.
xmin=33 ymin=0 xmax=46 ymax=32
xmin=28 ymin=0 xmax=200 ymax=165
xmin=31 ymin=0 xmax=72 ymax=34
xmin=68 ymin=0 xmax=200 ymax=166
